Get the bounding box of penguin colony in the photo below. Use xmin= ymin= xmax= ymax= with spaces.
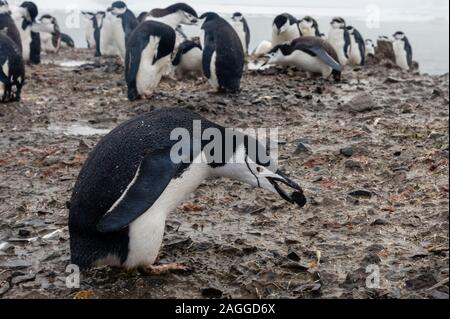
xmin=0 ymin=1 xmax=416 ymax=273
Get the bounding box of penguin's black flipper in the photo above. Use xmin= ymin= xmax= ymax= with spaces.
xmin=125 ymin=30 xmax=149 ymax=100
xmin=343 ymin=29 xmax=351 ymax=59
xmin=303 ymin=46 xmax=342 ymax=72
xmin=97 ymin=150 xmax=182 ymax=233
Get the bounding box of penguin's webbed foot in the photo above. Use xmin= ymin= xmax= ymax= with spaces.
xmin=138 ymin=263 xmax=191 ymax=276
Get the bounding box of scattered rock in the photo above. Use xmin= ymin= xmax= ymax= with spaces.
xmin=342 ymin=268 xmax=367 ymax=290
xmin=11 ymin=274 xmax=36 ymax=286
xmin=287 ymin=249 xmax=301 ymax=262
xmin=349 ymin=190 xmax=373 ymax=199
xmin=294 ymin=142 xmax=313 ymax=155
xmin=371 ymin=219 xmax=390 ymax=226
xmin=0 ymin=259 xmax=32 ymax=270
xmin=201 ymin=287 xmax=223 ymax=299
xmin=405 ymin=273 xmax=438 ymax=291
xmin=341 ymin=93 xmax=378 ymax=113
xmin=0 ymin=282 xmax=11 ymax=297
xmin=429 ymin=290 xmax=449 ymax=299
xmin=340 ymin=147 xmax=354 ymax=158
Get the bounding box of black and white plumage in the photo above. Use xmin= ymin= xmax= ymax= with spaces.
xmin=81 ymin=11 xmax=96 ymax=49
xmin=125 ymin=21 xmax=176 ymax=100
xmin=346 ymin=26 xmax=365 ymax=66
xmin=327 ymin=17 xmax=350 ymax=66
xmin=0 ymin=33 xmax=25 ymax=102
xmin=0 ymin=0 xmax=23 ymax=53
xmin=172 ymin=40 xmax=203 ymax=80
xmin=69 ymin=108 xmax=306 ymax=270
xmin=60 ymin=33 xmax=75 ymax=49
xmin=231 ymin=12 xmax=250 ymax=55
xmin=393 ymin=31 xmax=413 ymax=71
xmin=266 ymin=36 xmax=341 ymax=81
xmin=39 ymin=15 xmax=61 ymax=53
xmin=272 ymin=13 xmax=300 ymax=46
xmin=11 ymin=1 xmax=40 ymax=64
xmin=298 ymin=16 xmax=321 ymax=37
xmin=200 ymin=12 xmax=245 ymax=93
xmin=365 ymin=39 xmax=375 ymax=57
xmin=109 ymin=1 xmax=138 ymax=61
xmin=137 ymin=11 xmax=148 ymax=24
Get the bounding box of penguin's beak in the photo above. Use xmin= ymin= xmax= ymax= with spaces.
xmin=266 ymin=170 xmax=307 ymax=207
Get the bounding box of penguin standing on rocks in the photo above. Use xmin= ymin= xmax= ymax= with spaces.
xmin=0 ymin=33 xmax=25 ymax=102
xmin=265 ymin=36 xmax=341 ymax=81
xmin=327 ymin=17 xmax=350 ymax=66
xmin=365 ymin=39 xmax=375 ymax=57
xmin=108 ymin=1 xmax=138 ymax=61
xmin=39 ymin=15 xmax=61 ymax=53
xmin=69 ymin=108 xmax=306 ymax=272
xmin=12 ymin=1 xmax=40 ymax=64
xmin=0 ymin=1 xmax=23 ymax=53
xmin=81 ymin=11 xmax=96 ymax=49
xmin=201 ymin=12 xmax=244 ymax=93
xmin=393 ymin=31 xmax=413 ymax=71
xmin=272 ymin=13 xmax=300 ymax=46
xmin=125 ymin=3 xmax=198 ymax=100
xmin=298 ymin=16 xmax=321 ymax=37
xmin=172 ymin=40 xmax=203 ymax=80
xmin=346 ymin=26 xmax=365 ymax=66
xmin=231 ymin=12 xmax=250 ymax=55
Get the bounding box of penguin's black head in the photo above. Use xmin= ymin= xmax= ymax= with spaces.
xmin=330 ymin=17 xmax=346 ymax=29
xmin=232 ymin=12 xmax=243 ymax=21
xmin=110 ymin=1 xmax=127 ymax=16
xmin=200 ymin=12 xmax=219 ymax=22
xmin=20 ymin=1 xmax=38 ymax=21
xmin=166 ymin=3 xmax=198 ymax=21
xmin=346 ymin=26 xmax=355 ymax=34
xmin=0 ymin=1 xmax=11 ymax=15
xmin=137 ymin=11 xmax=148 ymax=23
xmin=273 ymin=14 xmax=293 ymax=32
xmin=393 ymin=31 xmax=406 ymax=40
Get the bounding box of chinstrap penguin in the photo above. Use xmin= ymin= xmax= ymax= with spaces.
xmin=0 ymin=0 xmax=23 ymax=53
xmin=393 ymin=31 xmax=413 ymax=71
xmin=265 ymin=36 xmax=341 ymax=81
xmin=327 ymin=17 xmax=350 ymax=66
xmin=108 ymin=1 xmax=138 ymax=61
xmin=200 ymin=12 xmax=245 ymax=93
xmin=0 ymin=33 xmax=25 ymax=102
xmin=346 ymin=26 xmax=365 ymax=66
xmin=11 ymin=1 xmax=40 ymax=64
xmin=272 ymin=13 xmax=300 ymax=46
xmin=39 ymin=15 xmax=61 ymax=53
xmin=69 ymin=108 xmax=306 ymax=271
xmin=298 ymin=16 xmax=321 ymax=37
xmin=231 ymin=12 xmax=250 ymax=55
xmin=365 ymin=39 xmax=375 ymax=57
xmin=172 ymin=39 xmax=203 ymax=80
xmin=253 ymin=40 xmax=273 ymax=57
xmin=81 ymin=11 xmax=96 ymax=49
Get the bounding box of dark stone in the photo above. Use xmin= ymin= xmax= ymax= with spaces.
xmin=342 ymin=268 xmax=367 ymax=290
xmin=349 ymin=190 xmax=373 ymax=198
xmin=340 ymin=147 xmax=354 ymax=157
xmin=371 ymin=219 xmax=390 ymax=226
xmin=201 ymin=287 xmax=223 ymax=299
xmin=405 ymin=273 xmax=438 ymax=291
xmin=429 ymin=290 xmax=449 ymax=299
xmin=294 ymin=142 xmax=312 ymax=155
xmin=287 ymin=249 xmax=301 ymax=262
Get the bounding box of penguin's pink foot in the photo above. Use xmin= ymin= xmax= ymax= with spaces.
xmin=139 ymin=263 xmax=190 ymax=275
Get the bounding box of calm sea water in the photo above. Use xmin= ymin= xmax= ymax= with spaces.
xmin=49 ymin=10 xmax=449 ymax=75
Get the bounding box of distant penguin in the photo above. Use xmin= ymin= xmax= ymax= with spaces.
xmin=39 ymin=15 xmax=61 ymax=53
xmin=231 ymin=12 xmax=250 ymax=55
xmin=108 ymin=1 xmax=138 ymax=61
xmin=98 ymin=9 xmax=119 ymax=57
xmin=0 ymin=1 xmax=23 ymax=53
xmin=81 ymin=11 xmax=96 ymax=49
xmin=346 ymin=26 xmax=365 ymax=66
xmin=327 ymin=17 xmax=350 ymax=66
xmin=0 ymin=33 xmax=25 ymax=102
xmin=200 ymin=12 xmax=245 ymax=93
xmin=253 ymin=40 xmax=272 ymax=57
xmin=172 ymin=40 xmax=203 ymax=80
xmin=60 ymin=33 xmax=75 ymax=49
xmin=69 ymin=108 xmax=306 ymax=271
xmin=393 ymin=31 xmax=413 ymax=71
xmin=12 ymin=1 xmax=40 ymax=64
xmin=298 ymin=16 xmax=321 ymax=37
xmin=125 ymin=3 xmax=198 ymax=100
xmin=266 ymin=36 xmax=341 ymax=81
xmin=365 ymin=39 xmax=375 ymax=57
xmin=272 ymin=13 xmax=300 ymax=46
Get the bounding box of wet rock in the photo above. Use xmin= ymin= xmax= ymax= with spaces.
xmin=361 ymin=253 xmax=382 ymax=266
xmin=281 ymin=261 xmax=309 ymax=273
xmin=287 ymin=249 xmax=301 ymax=262
xmin=349 ymin=190 xmax=373 ymax=199
xmin=340 ymin=147 xmax=354 ymax=158
xmin=341 ymin=93 xmax=377 ymax=113
xmin=429 ymin=290 xmax=449 ymax=299
xmin=0 ymin=259 xmax=32 ymax=270
xmin=342 ymin=268 xmax=367 ymax=290
xmin=405 ymin=273 xmax=438 ymax=291
xmin=345 ymin=160 xmax=364 ymax=171
xmin=11 ymin=274 xmax=36 ymax=285
xmin=201 ymin=287 xmax=223 ymax=299
xmin=293 ymin=282 xmax=322 ymax=295
xmin=0 ymin=282 xmax=11 ymax=297
xmin=294 ymin=142 xmax=313 ymax=155
xmin=18 ymin=229 xmax=31 ymax=237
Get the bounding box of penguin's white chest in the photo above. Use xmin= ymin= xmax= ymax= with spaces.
xmin=393 ymin=40 xmax=409 ymax=70
xmin=14 ymin=22 xmax=31 ymax=61
xmin=232 ymin=21 xmax=247 ymax=52
xmin=348 ymin=36 xmax=362 ymax=65
xmin=327 ymin=29 xmax=348 ymax=65
xmin=175 ymin=47 xmax=203 ymax=79
xmin=136 ymin=36 xmax=170 ymax=97
xmin=40 ymin=32 xmax=58 ymax=53
xmin=0 ymin=60 xmax=9 ymax=97
xmin=208 ymin=51 xmax=219 ymax=89
xmin=100 ymin=18 xmax=117 ymax=56
xmin=124 ymin=162 xmax=211 ymax=269
xmin=272 ymin=24 xmax=299 ymax=46
xmin=111 ymin=19 xmax=126 ymax=60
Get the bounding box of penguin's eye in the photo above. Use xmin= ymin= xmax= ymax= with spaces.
xmin=256 ymin=166 xmax=264 ymax=173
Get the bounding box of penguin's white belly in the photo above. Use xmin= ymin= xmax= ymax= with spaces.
xmin=393 ymin=41 xmax=409 ymax=70
xmin=272 ymin=25 xmax=299 ymax=46
xmin=328 ymin=30 xmax=347 ymax=65
xmin=112 ymin=20 xmax=126 ymax=60
xmin=290 ymin=51 xmax=332 ymax=77
xmin=175 ymin=47 xmax=203 ymax=79
xmin=124 ymin=162 xmax=210 ymax=269
xmin=232 ymin=22 xmax=246 ymax=52
xmin=0 ymin=60 xmax=8 ymax=97
xmin=348 ymin=37 xmax=362 ymax=65
xmin=366 ymin=46 xmax=375 ymax=56
xmin=208 ymin=51 xmax=219 ymax=89
xmin=299 ymin=26 xmax=314 ymax=37
xmin=100 ymin=20 xmax=117 ymax=56
xmin=40 ymin=32 xmax=57 ymax=53
xmin=254 ymin=40 xmax=272 ymax=56
xmin=136 ymin=36 xmax=168 ymax=96
xmin=86 ymin=25 xmax=95 ymax=48
xmin=17 ymin=26 xmax=31 ymax=62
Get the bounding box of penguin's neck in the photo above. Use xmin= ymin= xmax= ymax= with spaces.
xmin=147 ymin=12 xmax=183 ymax=29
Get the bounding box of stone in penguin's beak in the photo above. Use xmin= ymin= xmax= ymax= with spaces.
xmin=266 ymin=170 xmax=307 ymax=207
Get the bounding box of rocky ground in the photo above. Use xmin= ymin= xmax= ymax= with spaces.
xmin=0 ymin=49 xmax=448 ymax=299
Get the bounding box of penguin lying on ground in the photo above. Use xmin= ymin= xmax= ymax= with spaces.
xmin=69 ymin=108 xmax=306 ymax=272
xmin=272 ymin=13 xmax=300 ymax=46
xmin=327 ymin=17 xmax=350 ymax=66
xmin=125 ymin=3 xmax=198 ymax=100
xmin=298 ymin=16 xmax=321 ymax=37
xmin=200 ymin=12 xmax=245 ymax=93
xmin=108 ymin=1 xmax=138 ymax=61
xmin=172 ymin=39 xmax=203 ymax=80
xmin=12 ymin=1 xmax=40 ymax=64
xmin=231 ymin=12 xmax=250 ymax=55
xmin=393 ymin=31 xmax=413 ymax=71
xmin=346 ymin=26 xmax=365 ymax=66
xmin=265 ymin=36 xmax=342 ymax=81
xmin=0 ymin=33 xmax=25 ymax=102
xmin=60 ymin=33 xmax=75 ymax=49
xmin=0 ymin=0 xmax=23 ymax=53
xmin=39 ymin=15 xmax=61 ymax=53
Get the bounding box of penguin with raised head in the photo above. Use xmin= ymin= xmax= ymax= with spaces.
xmin=265 ymin=36 xmax=341 ymax=81
xmin=200 ymin=12 xmax=244 ymax=93
xmin=272 ymin=13 xmax=300 ymax=46
xmin=60 ymin=33 xmax=75 ymax=49
xmin=0 ymin=33 xmax=25 ymax=102
xmin=0 ymin=1 xmax=23 ymax=53
xmin=393 ymin=31 xmax=413 ymax=71
xmin=346 ymin=25 xmax=365 ymax=66
xmin=365 ymin=39 xmax=375 ymax=57
xmin=69 ymin=108 xmax=306 ymax=272
xmin=298 ymin=16 xmax=321 ymax=37
xmin=125 ymin=3 xmax=198 ymax=100
xmin=12 ymin=1 xmax=40 ymax=64
xmin=39 ymin=15 xmax=61 ymax=53
xmin=172 ymin=39 xmax=203 ymax=80
xmin=231 ymin=12 xmax=250 ymax=55
xmin=108 ymin=1 xmax=138 ymax=61
xmin=327 ymin=17 xmax=350 ymax=66
xmin=81 ymin=11 xmax=96 ymax=49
